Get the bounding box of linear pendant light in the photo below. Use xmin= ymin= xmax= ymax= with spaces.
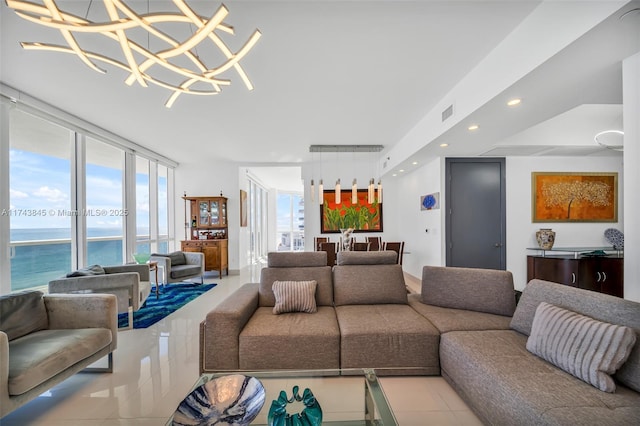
xmin=7 ymin=0 xmax=261 ymax=108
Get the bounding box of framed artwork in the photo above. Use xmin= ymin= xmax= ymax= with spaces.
xmin=320 ymin=189 xmax=382 ymax=233
xmin=239 ymin=189 xmax=248 ymax=227
xmin=420 ymin=192 xmax=440 ymax=210
xmin=532 ymin=172 xmax=618 ymax=222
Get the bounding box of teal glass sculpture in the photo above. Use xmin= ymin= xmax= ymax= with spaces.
xmin=267 ymin=385 xmax=322 ymax=426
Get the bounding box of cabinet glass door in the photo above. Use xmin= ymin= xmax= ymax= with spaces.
xmin=221 ymin=201 xmax=227 ymax=226
xmin=199 ymin=201 xmax=210 ymax=226
xmin=210 ymin=200 xmax=220 ymax=225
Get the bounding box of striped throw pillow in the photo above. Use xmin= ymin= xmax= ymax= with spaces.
xmin=526 ymin=302 xmax=636 ymax=392
xmin=272 ymin=280 xmax=318 ymax=314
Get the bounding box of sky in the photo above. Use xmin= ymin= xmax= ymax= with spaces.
xmin=8 ymin=149 xmax=165 ymax=233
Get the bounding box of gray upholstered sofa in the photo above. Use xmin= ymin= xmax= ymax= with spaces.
xmin=49 ymin=264 xmax=152 ymax=329
xmin=150 ymin=251 xmax=205 ymax=284
xmin=200 ymin=254 xmax=640 ymax=425
xmin=0 ymin=290 xmax=118 ymax=418
xmin=200 ymin=250 xmax=438 ymax=374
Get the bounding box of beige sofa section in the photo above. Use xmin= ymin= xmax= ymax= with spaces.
xmin=1 ymin=291 xmax=117 ymax=418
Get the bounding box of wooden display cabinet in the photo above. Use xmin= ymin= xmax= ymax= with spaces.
xmin=182 ymin=196 xmax=228 ymax=277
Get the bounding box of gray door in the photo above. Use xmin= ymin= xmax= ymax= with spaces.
xmin=445 ymin=158 xmax=506 ymax=270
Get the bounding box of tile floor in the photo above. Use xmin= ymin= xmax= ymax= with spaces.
xmin=2 ymin=264 xmax=482 ymax=425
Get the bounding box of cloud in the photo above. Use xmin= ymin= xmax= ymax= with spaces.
xmin=10 ymin=189 xmax=28 ymax=199
xmin=33 ymin=186 xmax=68 ymax=203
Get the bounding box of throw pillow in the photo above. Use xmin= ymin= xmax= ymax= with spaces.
xmin=526 ymin=302 xmax=636 ymax=392
xmin=66 ymin=264 xmax=106 ymax=277
xmin=151 ymin=251 xmax=186 ymax=266
xmin=272 ymin=280 xmax=317 ymax=314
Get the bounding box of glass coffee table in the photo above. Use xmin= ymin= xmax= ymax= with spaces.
xmin=167 ymin=369 xmax=397 ymax=425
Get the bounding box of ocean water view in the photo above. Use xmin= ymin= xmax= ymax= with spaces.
xmin=10 ymin=228 xmax=165 ymax=292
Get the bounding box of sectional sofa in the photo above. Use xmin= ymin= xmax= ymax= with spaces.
xmin=199 ymin=251 xmax=640 ymax=425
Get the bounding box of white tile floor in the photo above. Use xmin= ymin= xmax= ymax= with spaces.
xmin=2 ymin=264 xmax=482 ymax=425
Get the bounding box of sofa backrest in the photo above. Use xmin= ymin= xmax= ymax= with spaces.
xmin=511 ymin=279 xmax=640 ymax=393
xmin=421 ymin=265 xmax=516 ymax=317
xmin=333 ymin=251 xmax=407 ymax=306
xmin=0 ymin=290 xmax=48 ymax=340
xmin=259 ymin=252 xmax=333 ymax=307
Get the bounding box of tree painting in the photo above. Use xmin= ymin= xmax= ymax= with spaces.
xmin=533 ymin=173 xmax=617 ymax=222
xmin=320 ymin=190 xmax=382 ymax=232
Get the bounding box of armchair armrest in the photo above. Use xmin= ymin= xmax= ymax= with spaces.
xmin=44 ymin=294 xmax=118 ymax=350
xmin=200 ymin=283 xmax=259 ymax=373
xmin=184 ymin=252 xmax=205 ymax=276
xmin=104 ymin=264 xmax=149 ymax=281
xmin=149 ymin=255 xmax=172 ymax=282
xmin=1 ymin=331 xmax=8 ymax=413
xmin=49 ymin=273 xmax=141 ymax=313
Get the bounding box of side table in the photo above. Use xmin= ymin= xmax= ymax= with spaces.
xmin=148 ymin=261 xmax=161 ymax=299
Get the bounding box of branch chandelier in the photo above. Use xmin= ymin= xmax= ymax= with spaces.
xmin=7 ymin=0 xmax=262 ymax=107
xmin=309 ymin=145 xmax=384 ymax=206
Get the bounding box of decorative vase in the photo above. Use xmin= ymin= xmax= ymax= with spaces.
xmin=340 ymin=228 xmax=354 ymax=251
xmin=536 ymin=228 xmax=556 ymax=250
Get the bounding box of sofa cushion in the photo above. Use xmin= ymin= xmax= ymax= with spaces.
xmin=336 ymin=251 xmax=397 ymax=265
xmin=440 ymin=330 xmax=640 ymax=425
xmin=420 ymin=266 xmax=515 ymax=317
xmin=408 ymin=294 xmax=512 ymax=333
xmin=268 ymin=252 xmax=327 ymax=267
xmin=526 ymin=302 xmax=636 ymax=392
xmin=239 ymin=306 xmax=340 ymax=370
xmin=333 ymin=264 xmax=407 ymax=306
xmin=511 ymin=279 xmax=640 ymax=393
xmin=260 ymin=266 xmax=333 ymax=307
xmin=170 ymin=264 xmax=202 ymax=279
xmin=0 ymin=290 xmax=49 ymax=341
xmin=8 ymin=328 xmax=112 ymax=395
xmin=151 ymin=251 xmax=186 ymax=266
xmin=272 ymin=280 xmax=317 ymax=314
xmin=66 ymin=265 xmax=105 ymax=277
xmin=335 ymin=304 xmax=440 ymax=375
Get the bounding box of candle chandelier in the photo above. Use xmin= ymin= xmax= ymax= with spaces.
xmin=309 ymin=145 xmax=384 ymax=206
xmin=6 ymin=0 xmax=261 ymax=108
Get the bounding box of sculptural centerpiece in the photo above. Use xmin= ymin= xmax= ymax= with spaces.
xmin=268 ymin=385 xmax=322 ymax=426
xmin=340 ymin=228 xmax=355 ymax=251
xmin=171 ymin=374 xmax=265 ymax=426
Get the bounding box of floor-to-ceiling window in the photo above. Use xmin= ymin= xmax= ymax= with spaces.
xmin=248 ymin=179 xmax=268 ymax=263
xmin=85 ymin=137 xmax=125 ymax=266
xmin=276 ymin=192 xmax=305 ymax=251
xmin=8 ymin=109 xmax=73 ymax=291
xmin=2 ymin=98 xmax=175 ymax=293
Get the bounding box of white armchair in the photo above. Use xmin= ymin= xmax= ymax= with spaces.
xmin=48 ymin=264 xmax=152 ymax=330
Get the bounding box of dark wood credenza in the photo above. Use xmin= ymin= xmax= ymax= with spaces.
xmin=527 ymin=251 xmax=623 ymax=298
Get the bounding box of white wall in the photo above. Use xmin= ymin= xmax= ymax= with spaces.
xmin=385 ymin=155 xmax=624 ymax=292
xmin=382 ymin=157 xmax=444 ymax=279
xmin=506 ymin=156 xmax=624 ymax=290
xmin=174 ymin=161 xmax=241 ymax=273
xmin=623 ymin=52 xmax=640 ymax=302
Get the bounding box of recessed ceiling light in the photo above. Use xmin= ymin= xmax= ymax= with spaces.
xmin=412 ymin=161 xmax=418 ymax=165
xmin=440 ymin=143 xmax=449 ymax=147
xmin=392 ymin=174 xmax=397 ymax=177
xmin=468 ymin=124 xmax=479 ymax=131
xmin=399 ymin=169 xmax=405 ymax=173
xmin=507 ymin=98 xmax=522 ymax=107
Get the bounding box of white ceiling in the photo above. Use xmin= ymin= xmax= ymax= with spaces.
xmin=2 ymin=0 xmax=639 ymax=182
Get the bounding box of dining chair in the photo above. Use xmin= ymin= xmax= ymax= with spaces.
xmin=366 ymin=236 xmax=382 ymax=251
xmin=319 ymin=242 xmax=338 ymax=267
xmin=383 ymin=241 xmax=405 ymax=265
xmin=353 ymin=242 xmax=370 ymax=251
xmin=314 ymin=237 xmax=329 ymax=251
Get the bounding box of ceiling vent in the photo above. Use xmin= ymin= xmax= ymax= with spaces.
xmin=442 ymin=104 xmax=454 ymax=122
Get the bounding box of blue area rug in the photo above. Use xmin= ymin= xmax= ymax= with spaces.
xmin=118 ymin=283 xmax=216 ymax=329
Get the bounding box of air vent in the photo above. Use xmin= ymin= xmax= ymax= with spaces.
xmin=442 ymin=104 xmax=454 ymax=122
